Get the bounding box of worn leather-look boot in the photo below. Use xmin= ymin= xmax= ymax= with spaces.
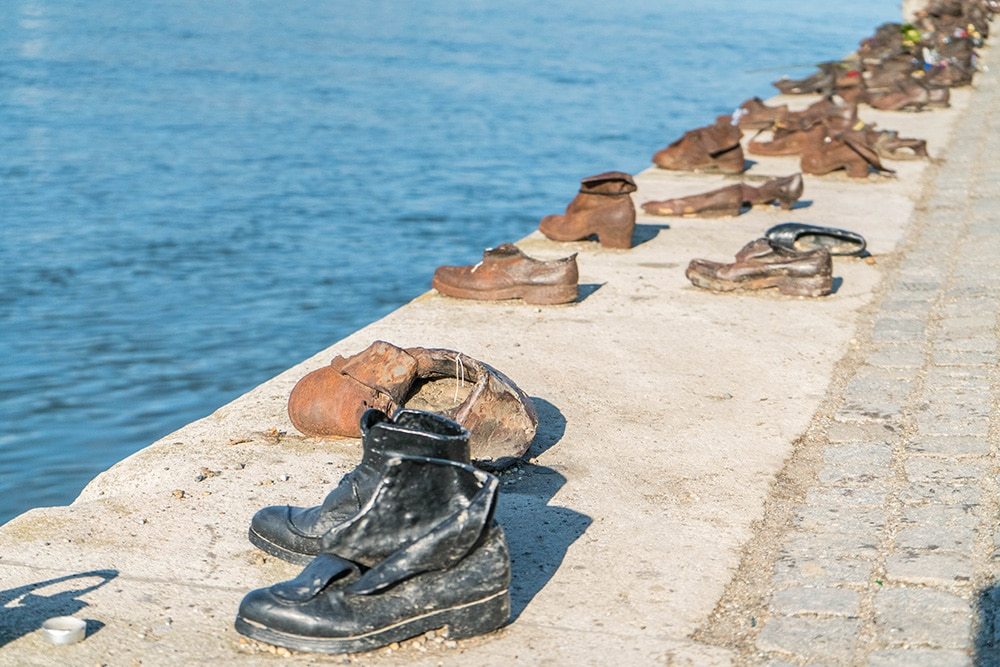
xmin=538 ymin=171 xmax=637 ymax=249
xmin=735 ymin=97 xmax=790 ymax=129
xmin=249 ymin=409 xmax=470 ymax=565
xmin=652 ymin=117 xmax=745 ymax=174
xmin=433 ymin=244 xmax=578 ymax=305
xmin=800 ymin=130 xmax=892 ymax=178
xmin=237 ymin=423 xmax=510 ymax=654
xmin=687 ymin=238 xmax=833 ymax=297
xmin=749 ymin=124 xmax=826 ymax=157
xmin=287 ymin=341 xmax=538 ymax=465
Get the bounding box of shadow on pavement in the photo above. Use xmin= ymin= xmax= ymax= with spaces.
xmin=0 ymin=569 xmax=117 ymax=647
xmin=497 ymin=463 xmax=590 ymax=621
xmin=977 ymin=584 xmax=1000 ymax=666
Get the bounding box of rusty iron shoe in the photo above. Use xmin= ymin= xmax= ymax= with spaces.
xmin=641 ymin=174 xmax=803 ymax=217
xmin=287 ymin=340 xmax=538 ymax=465
xmin=652 ymin=117 xmax=746 ymax=174
xmin=433 ymin=244 xmax=578 ymax=305
xmin=765 ymin=223 xmax=867 ymax=256
xmin=734 ymin=97 xmax=790 ymax=129
xmin=686 ymin=238 xmax=833 ymax=297
xmin=800 ymin=129 xmax=894 ymax=178
xmin=538 ymin=171 xmax=637 ymax=249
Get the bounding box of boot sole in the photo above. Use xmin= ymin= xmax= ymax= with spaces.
xmin=689 ymin=272 xmax=832 ymax=297
xmin=247 ymin=527 xmax=317 ymax=566
xmin=234 ymin=588 xmax=510 ymax=654
xmin=432 ymin=278 xmax=577 ymax=305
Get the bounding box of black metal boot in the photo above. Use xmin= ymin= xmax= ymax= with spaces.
xmin=248 ymin=409 xmax=470 ymax=564
xmin=235 ymin=445 xmax=509 ymax=653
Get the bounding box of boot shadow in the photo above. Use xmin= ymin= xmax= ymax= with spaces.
xmin=575 ymin=283 xmax=603 ymax=303
xmin=0 ymin=569 xmax=117 ymax=647
xmin=632 ymin=223 xmax=670 ymax=247
xmin=525 ymin=397 xmax=566 ymax=459
xmin=976 ymin=583 xmax=1000 ymax=665
xmin=496 ymin=464 xmax=591 ymax=621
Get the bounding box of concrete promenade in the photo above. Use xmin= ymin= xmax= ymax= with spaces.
xmin=0 ymin=35 xmax=997 ymax=667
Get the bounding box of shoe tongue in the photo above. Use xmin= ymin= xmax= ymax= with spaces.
xmin=579 ymin=171 xmax=637 ymax=195
xmin=482 ymin=243 xmax=524 ymax=263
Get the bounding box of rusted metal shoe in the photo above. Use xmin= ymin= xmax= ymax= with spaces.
xmin=433 ymin=244 xmax=578 ymax=305
xmin=766 ymin=223 xmax=867 ymax=256
xmin=538 ymin=171 xmax=637 ymax=248
xmin=287 ymin=340 xmax=538 ymax=465
xmin=734 ymin=97 xmax=790 ymax=130
xmin=800 ymin=129 xmax=894 ymax=178
xmin=652 ymin=117 xmax=746 ymax=174
xmin=749 ymin=124 xmax=827 ymax=157
xmin=871 ymin=131 xmax=929 ymax=161
xmin=686 ymin=238 xmax=833 ymax=297
xmin=641 ymin=174 xmax=803 ymax=217
xmin=866 ymin=78 xmax=950 ymax=111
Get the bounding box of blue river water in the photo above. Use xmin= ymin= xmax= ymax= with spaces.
xmin=0 ymin=0 xmax=897 ymax=524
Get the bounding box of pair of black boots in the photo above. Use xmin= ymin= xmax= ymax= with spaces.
xmin=235 ymin=409 xmax=511 ymax=654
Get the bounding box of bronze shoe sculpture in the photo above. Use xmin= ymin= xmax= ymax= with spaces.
xmin=686 ymin=238 xmax=833 ymax=297
xmin=288 ymin=340 xmax=538 ymax=465
xmin=641 ymin=173 xmax=803 ymax=217
xmin=749 ymin=124 xmax=827 ymax=157
xmin=433 ymin=244 xmax=578 ymax=305
xmin=800 ymin=129 xmax=893 ymax=178
xmin=538 ymin=171 xmax=637 ymax=249
xmin=735 ymin=97 xmax=790 ymax=129
xmin=766 ymin=223 xmax=867 ymax=256
xmin=652 ymin=117 xmax=746 ymax=174
xmin=237 ymin=411 xmax=510 ymax=654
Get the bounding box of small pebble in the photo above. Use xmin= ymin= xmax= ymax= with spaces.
xmin=171 ymin=489 xmax=186 ymax=499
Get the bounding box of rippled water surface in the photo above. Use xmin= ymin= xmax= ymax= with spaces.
xmin=0 ymin=0 xmax=897 ymax=523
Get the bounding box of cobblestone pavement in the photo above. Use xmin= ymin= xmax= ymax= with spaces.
xmin=699 ymin=47 xmax=1000 ymax=666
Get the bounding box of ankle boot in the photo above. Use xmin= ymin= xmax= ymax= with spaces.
xmin=237 ymin=421 xmax=510 ymax=654
xmin=741 ymin=173 xmax=804 ymax=210
xmin=800 ymin=130 xmax=893 ymax=178
xmin=538 ymin=171 xmax=637 ymax=248
xmin=652 ymin=118 xmax=745 ymax=174
xmin=249 ymin=409 xmax=470 ymax=565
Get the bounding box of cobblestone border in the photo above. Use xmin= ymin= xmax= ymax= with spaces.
xmin=695 ymin=42 xmax=1000 ymax=667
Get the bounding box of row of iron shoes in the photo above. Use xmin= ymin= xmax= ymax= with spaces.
xmin=432 ymin=0 xmax=992 ymax=302
xmin=232 ymin=0 xmax=997 ymax=655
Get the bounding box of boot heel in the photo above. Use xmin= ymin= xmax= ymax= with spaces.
xmin=443 ymin=590 xmax=510 ymax=641
xmin=845 ymin=161 xmax=870 ymax=178
xmin=597 ymin=219 xmax=635 ymax=249
xmin=520 ymin=284 xmax=578 ymax=305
